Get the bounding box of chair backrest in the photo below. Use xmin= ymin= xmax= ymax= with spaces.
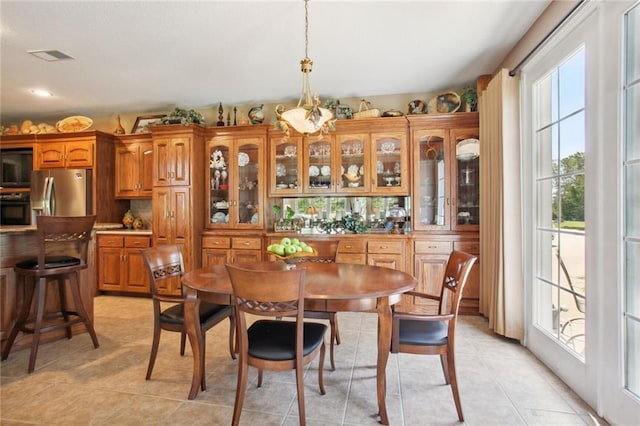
xmin=140 ymin=244 xmax=185 ymax=301
xmin=35 ymin=215 xmax=96 ymax=270
xmin=226 ymin=263 xmax=306 ymax=319
xmin=438 ymin=250 xmax=478 ymax=316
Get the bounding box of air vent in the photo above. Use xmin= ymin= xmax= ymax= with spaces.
xmin=28 ymin=50 xmax=74 ymax=62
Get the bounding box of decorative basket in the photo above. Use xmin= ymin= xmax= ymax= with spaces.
xmin=268 ymin=247 xmax=318 ymax=264
xmin=353 ymin=99 xmax=381 ymax=120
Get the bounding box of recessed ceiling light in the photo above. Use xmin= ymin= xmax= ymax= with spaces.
xmin=31 ymin=89 xmax=53 ymax=97
xmin=27 ymin=50 xmax=74 ymax=62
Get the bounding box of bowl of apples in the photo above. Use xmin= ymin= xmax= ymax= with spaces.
xmin=267 ymin=237 xmax=318 ymax=265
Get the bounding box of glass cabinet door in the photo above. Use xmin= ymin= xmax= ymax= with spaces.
xmin=452 ymin=128 xmax=480 ymax=230
xmin=270 ymin=136 xmax=302 ymax=196
xmin=303 ymin=135 xmax=334 ymax=194
xmin=336 ymin=134 xmax=370 ymax=193
xmin=209 ymin=141 xmax=231 ymax=227
xmin=413 ymin=129 xmax=449 ymax=231
xmin=371 ymin=132 xmax=409 ymax=194
xmin=235 ymin=138 xmax=262 ymax=228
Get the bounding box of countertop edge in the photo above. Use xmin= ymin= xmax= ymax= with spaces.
xmin=0 ymin=223 xmax=147 ymax=235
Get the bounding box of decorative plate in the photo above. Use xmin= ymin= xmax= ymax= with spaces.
xmin=284 ymin=146 xmax=297 ymax=157
xmin=238 ymin=152 xmax=250 ymax=167
xmin=276 ymin=163 xmax=287 ymax=177
xmin=456 ymin=138 xmax=479 ymax=160
xmin=309 ymin=165 xmax=320 ymax=177
xmin=320 ymin=165 xmax=331 ymax=176
xmin=56 ymin=116 xmax=93 ymax=132
xmin=348 ymin=164 xmax=359 ymax=176
xmin=276 ymin=183 xmax=289 ymax=189
xmin=377 ymin=160 xmax=384 ymax=174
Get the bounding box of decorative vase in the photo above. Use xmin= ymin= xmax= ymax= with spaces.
xmin=248 ymin=104 xmax=264 ymax=124
xmin=114 ymin=114 xmax=125 ymax=134
xmin=122 ymin=210 xmax=134 ymax=229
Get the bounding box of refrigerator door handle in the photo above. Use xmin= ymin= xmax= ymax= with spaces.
xmin=43 ymin=176 xmax=54 ymax=215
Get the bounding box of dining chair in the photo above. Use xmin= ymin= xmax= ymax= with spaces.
xmin=391 ymin=250 xmax=477 ymax=422
xmin=141 ymin=244 xmax=235 ymax=390
xmin=2 ymin=215 xmax=99 ymax=373
xmin=226 ymin=262 xmax=327 ymax=426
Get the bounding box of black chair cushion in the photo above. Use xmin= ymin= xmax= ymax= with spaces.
xmin=398 ymin=319 xmax=449 ymax=346
xmin=160 ymin=302 xmax=231 ymax=326
xmin=247 ymin=320 xmax=327 ymax=361
xmin=16 ymin=256 xmax=80 ymax=270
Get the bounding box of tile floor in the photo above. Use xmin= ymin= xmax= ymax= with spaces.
xmin=1 ymin=295 xmax=606 ymax=425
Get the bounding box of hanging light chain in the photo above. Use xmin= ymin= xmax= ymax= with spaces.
xmin=304 ymin=0 xmax=309 ymax=59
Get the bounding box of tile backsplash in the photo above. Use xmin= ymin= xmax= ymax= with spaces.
xmin=129 ymin=199 xmax=152 ymax=230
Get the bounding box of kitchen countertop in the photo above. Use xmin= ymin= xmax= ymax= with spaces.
xmin=0 ymin=222 xmax=127 ymax=235
xmin=95 ymin=228 xmax=152 ymax=235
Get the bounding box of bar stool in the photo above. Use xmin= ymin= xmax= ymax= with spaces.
xmin=1 ymin=215 xmax=99 ymax=373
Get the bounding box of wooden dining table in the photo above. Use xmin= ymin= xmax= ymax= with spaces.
xmin=181 ymin=261 xmax=416 ymax=425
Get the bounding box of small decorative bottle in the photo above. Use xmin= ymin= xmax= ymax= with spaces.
xmin=114 ymin=114 xmax=125 ymax=134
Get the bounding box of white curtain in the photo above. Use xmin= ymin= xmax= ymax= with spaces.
xmin=478 ymin=69 xmax=524 ymax=340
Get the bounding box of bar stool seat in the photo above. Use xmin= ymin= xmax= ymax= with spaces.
xmin=1 ymin=215 xmax=99 ymax=373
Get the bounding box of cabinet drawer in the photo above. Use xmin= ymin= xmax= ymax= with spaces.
xmin=125 ymin=236 xmax=151 ymax=248
xmin=99 ymin=235 xmax=123 ymax=248
xmin=336 ymin=253 xmax=367 ymax=265
xmin=367 ymin=240 xmax=403 ymax=254
xmin=415 ymin=240 xmax=453 ymax=254
xmin=202 ymin=236 xmax=231 ymax=249
xmin=337 ymin=240 xmax=366 ymax=253
xmin=232 ymin=237 xmax=262 ymax=250
xmin=454 ymin=241 xmax=480 ymax=254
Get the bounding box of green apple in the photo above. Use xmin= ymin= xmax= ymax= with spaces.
xmin=299 ymin=241 xmax=308 ymax=248
xmin=271 ymin=244 xmax=285 ymax=256
xmin=284 ymin=245 xmax=297 ymax=255
xmin=291 ymin=238 xmax=300 ymax=246
xmin=294 ymin=245 xmax=302 ymax=252
xmin=303 ymin=246 xmax=313 ymax=253
xmin=266 ymin=244 xmax=275 ymax=252
xmin=280 ymin=237 xmax=291 ymax=246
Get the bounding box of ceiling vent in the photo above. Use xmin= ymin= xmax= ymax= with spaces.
xmin=28 ymin=50 xmax=74 ymax=62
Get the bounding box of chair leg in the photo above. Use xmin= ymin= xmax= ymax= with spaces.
xmin=257 ymin=369 xmax=263 ymax=388
xmin=446 ymin=349 xmax=464 ymax=422
xmin=68 ymin=272 xmax=99 ymax=348
xmin=318 ymin=341 xmax=326 ymax=395
xmin=146 ymin=322 xmax=161 ymax=380
xmin=28 ymin=277 xmax=48 ymax=373
xmin=332 ymin=313 xmax=340 ymax=345
xmin=232 ymin=356 xmax=249 ymax=426
xmin=228 ymin=314 xmax=237 ymax=360
xmin=200 ymin=334 xmax=207 ymax=391
xmin=56 ymin=276 xmax=72 ymax=339
xmin=295 ymin=358 xmax=306 ymax=426
xmin=180 ymin=332 xmax=186 ymax=356
xmin=440 ymin=353 xmax=450 ymax=384
xmin=328 ymin=315 xmax=336 ymax=371
xmin=1 ymin=275 xmax=35 ymax=361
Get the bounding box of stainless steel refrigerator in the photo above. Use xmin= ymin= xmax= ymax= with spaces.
xmin=31 ymin=169 xmax=92 ymax=218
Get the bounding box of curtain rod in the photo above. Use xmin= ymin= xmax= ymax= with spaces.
xmin=509 ymin=0 xmax=586 ymax=77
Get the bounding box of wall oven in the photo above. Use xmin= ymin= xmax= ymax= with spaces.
xmin=1 ymin=148 xmax=33 ymax=188
xmin=0 ymin=192 xmax=31 ymax=225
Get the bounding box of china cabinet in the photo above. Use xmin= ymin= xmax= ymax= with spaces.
xmin=150 ymin=124 xmax=206 ymax=296
xmin=408 ymin=113 xmax=480 ymax=232
xmin=268 ymin=117 xmax=409 ymax=197
xmin=206 ymin=126 xmax=266 ymax=230
xmin=114 ymin=134 xmax=153 ymax=198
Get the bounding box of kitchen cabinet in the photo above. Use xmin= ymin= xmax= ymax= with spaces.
xmin=114 ymin=135 xmax=153 ymax=198
xmin=202 ymin=234 xmax=263 ymax=267
xmin=366 ymin=238 xmax=405 ymax=270
xmin=150 ymin=124 xmax=206 ymax=296
xmin=268 ymin=117 xmax=409 ymax=197
xmin=35 ymin=139 xmax=94 ymax=169
xmin=408 ymin=113 xmax=480 ymax=232
xmin=97 ymin=234 xmax=151 ymax=294
xmin=114 ymin=136 xmax=153 ymax=198
xmin=206 ymin=126 xmax=266 ymax=230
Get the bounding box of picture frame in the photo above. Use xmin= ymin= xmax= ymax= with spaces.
xmin=131 ymin=114 xmax=165 ymax=134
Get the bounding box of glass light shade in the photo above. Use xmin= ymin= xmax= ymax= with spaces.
xmin=280 ymin=106 xmax=333 ymax=135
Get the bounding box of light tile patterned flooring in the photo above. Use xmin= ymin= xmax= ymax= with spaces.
xmin=1 ymin=295 xmax=606 ymax=425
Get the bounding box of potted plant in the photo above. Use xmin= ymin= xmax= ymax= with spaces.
xmin=158 ymin=107 xmax=205 ymax=125
xmin=460 ymin=86 xmax=477 ymax=112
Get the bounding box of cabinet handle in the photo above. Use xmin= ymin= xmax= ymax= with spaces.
xmin=344 ymin=244 xmax=352 ymax=249
xmin=428 ymin=245 xmax=437 ymax=249
xmin=379 ymin=245 xmax=388 ymax=249
xmin=451 ymin=198 xmax=456 ymax=207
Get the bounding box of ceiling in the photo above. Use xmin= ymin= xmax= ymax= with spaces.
xmin=0 ymin=0 xmax=550 ymax=124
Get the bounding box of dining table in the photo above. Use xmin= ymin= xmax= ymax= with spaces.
xmin=181 ymin=261 xmax=417 ymax=425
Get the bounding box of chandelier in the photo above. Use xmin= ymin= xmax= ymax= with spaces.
xmin=275 ymin=0 xmax=334 ymax=141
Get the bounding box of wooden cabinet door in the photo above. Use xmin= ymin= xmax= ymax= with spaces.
xmin=172 ymin=187 xmax=191 ymax=243
xmin=370 ymin=131 xmax=409 ymax=194
xmin=230 ymin=250 xmax=262 ymax=264
xmin=115 ymin=144 xmax=139 ymax=197
xmin=414 ymin=254 xmax=449 ymax=302
xmin=153 ymin=137 xmax=172 ymax=186
xmin=99 ymin=247 xmax=124 ymax=291
xmin=124 ymin=247 xmax=149 ymax=293
xmin=170 ymin=136 xmax=191 ymax=186
xmin=139 ymin=142 xmax=154 ymax=196
xmin=367 ymin=254 xmax=403 ymax=270
xmin=203 ymin=249 xmax=229 ymax=267
xmin=152 ymin=187 xmax=172 ymax=245
xmin=64 ymin=141 xmax=94 ymax=168
xmin=37 ymin=143 xmax=66 ymax=168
